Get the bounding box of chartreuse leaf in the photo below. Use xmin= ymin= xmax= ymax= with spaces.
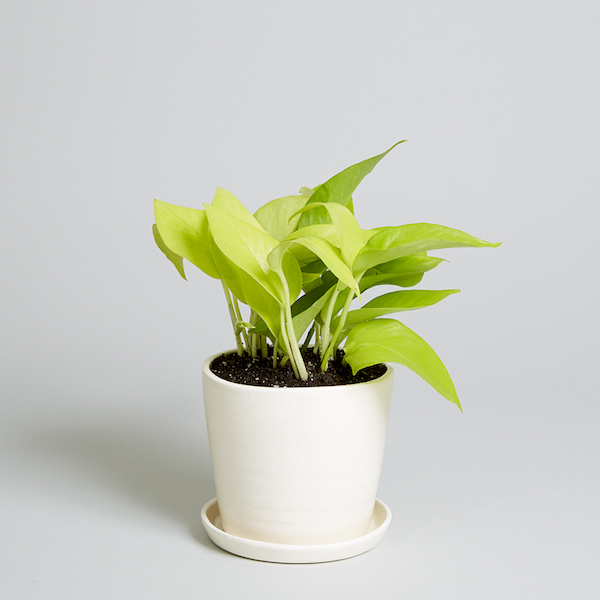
xmin=289 ymin=271 xmax=337 ymax=338
xmin=286 ymin=224 xmax=340 ymax=260
xmin=268 ymin=238 xmax=359 ymax=296
xmin=254 ymin=195 xmax=309 ymax=241
xmin=344 ymin=319 xmax=461 ymax=410
xmin=302 ymin=271 xmax=324 ymax=289
xmin=251 ymin=270 xmax=337 ymax=339
xmin=332 ymin=289 xmax=459 ymax=340
xmin=205 ymin=204 xmax=282 ymax=300
xmin=240 ymin=272 xmax=283 ymax=339
xmin=209 ymin=235 xmax=247 ymax=304
xmin=152 ymin=224 xmax=186 ymax=279
xmin=301 ymin=259 xmax=328 ymax=290
xmin=360 ymin=254 xmax=445 ymax=291
xmin=295 ymin=202 xmax=364 ymax=268
xmin=266 ymin=244 xmax=303 ymax=305
xmin=154 ymin=199 xmax=220 ymax=278
xmin=209 ymin=233 xmax=283 ymax=338
xmin=355 ymin=223 xmax=501 ymax=273
xmin=372 ymin=253 xmax=443 ymax=274
xmin=293 ymin=287 xmax=334 ymax=339
xmin=298 ymin=141 xmax=406 ymax=227
xmin=211 ymin=188 xmax=266 ymax=231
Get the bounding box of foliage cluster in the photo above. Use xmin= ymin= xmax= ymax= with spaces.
xmin=153 ymin=143 xmax=499 ymax=408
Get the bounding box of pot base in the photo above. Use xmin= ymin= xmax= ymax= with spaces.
xmin=200 ymin=498 xmax=392 ymax=563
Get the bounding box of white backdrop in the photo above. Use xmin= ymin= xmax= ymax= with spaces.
xmin=1 ymin=1 xmax=598 ymax=598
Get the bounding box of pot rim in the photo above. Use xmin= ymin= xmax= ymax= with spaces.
xmin=202 ymin=349 xmax=393 ymax=393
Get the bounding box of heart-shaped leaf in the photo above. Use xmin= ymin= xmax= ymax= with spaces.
xmin=333 ymin=289 xmax=459 ymax=342
xmin=254 ymin=195 xmax=308 ymax=241
xmin=212 ymin=188 xmax=266 ymax=231
xmin=298 ymin=141 xmax=406 ymax=227
xmin=360 ymin=254 xmax=445 ymax=291
xmin=344 ymin=319 xmax=461 ymax=409
xmin=355 ymin=223 xmax=500 ymax=273
xmin=152 ymin=224 xmax=186 ymax=279
xmin=205 ymin=204 xmax=282 ymax=301
xmin=154 ymin=200 xmax=219 ymax=278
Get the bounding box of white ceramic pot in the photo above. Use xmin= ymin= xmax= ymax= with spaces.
xmin=202 ymin=351 xmax=393 ymax=546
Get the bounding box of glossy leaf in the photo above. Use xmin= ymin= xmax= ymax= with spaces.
xmin=154 ymin=199 xmax=219 ymax=278
xmin=360 ymin=254 xmax=445 ymax=291
xmin=285 ymin=225 xmax=340 ymax=267
xmin=265 ymin=243 xmax=303 ymax=305
xmin=286 ymin=224 xmax=340 ymax=247
xmin=205 ymin=204 xmax=281 ymax=300
xmin=344 ymin=319 xmax=461 ymax=409
xmin=209 ymin=235 xmax=247 ymax=303
xmin=212 ymin=188 xmax=266 ymax=231
xmin=240 ymin=272 xmax=282 ymax=339
xmin=366 ymin=272 xmax=425 ymax=289
xmin=268 ymin=237 xmax=359 ymax=296
xmin=355 ymin=223 xmax=501 ymax=273
xmin=295 ymin=202 xmax=364 ymax=268
xmin=301 ymin=259 xmax=327 ymax=289
xmin=333 ymin=289 xmax=459 ymax=340
xmin=152 ymin=224 xmax=186 ymax=280
xmin=210 ymin=233 xmax=282 ymax=338
xmin=293 ymin=286 xmax=334 ymax=339
xmin=252 ymin=273 xmax=335 ymax=340
xmin=254 ymin=195 xmax=308 ymax=241
xmin=298 ymin=141 xmax=405 ymax=227
xmin=289 ymin=271 xmax=337 ymax=337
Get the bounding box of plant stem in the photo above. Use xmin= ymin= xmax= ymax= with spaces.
xmin=260 ymin=335 xmax=268 ymax=358
xmin=277 ymin=272 xmax=308 ymax=381
xmin=249 ymin=310 xmax=259 ymax=358
xmin=313 ymin=322 xmax=321 ymax=354
xmin=221 ymin=281 xmax=243 ymax=355
xmin=232 ymin=296 xmax=250 ymax=351
xmin=319 ymin=285 xmax=341 ymax=369
xmin=284 ymin=300 xmax=308 ymax=380
xmin=279 ymin=305 xmax=300 ymax=379
xmin=321 ymin=288 xmax=355 ymax=369
xmin=272 ymin=338 xmax=278 ymax=369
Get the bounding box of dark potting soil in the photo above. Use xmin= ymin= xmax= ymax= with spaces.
xmin=209 ymin=349 xmax=386 ymax=388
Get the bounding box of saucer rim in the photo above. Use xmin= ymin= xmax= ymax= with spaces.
xmin=200 ymin=497 xmax=392 ymax=563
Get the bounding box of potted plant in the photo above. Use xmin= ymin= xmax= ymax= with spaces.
xmin=152 ymin=142 xmax=499 ymax=563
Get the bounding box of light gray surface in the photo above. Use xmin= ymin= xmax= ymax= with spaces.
xmin=1 ymin=0 xmax=598 ymax=598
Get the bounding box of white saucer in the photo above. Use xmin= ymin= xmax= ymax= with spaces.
xmin=200 ymin=498 xmax=392 ymax=563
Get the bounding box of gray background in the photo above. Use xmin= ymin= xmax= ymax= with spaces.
xmin=1 ymin=0 xmax=598 ymax=598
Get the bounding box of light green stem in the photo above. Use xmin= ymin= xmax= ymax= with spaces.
xmin=249 ymin=310 xmax=258 ymax=358
xmin=284 ymin=300 xmax=308 ymax=381
xmin=313 ymin=322 xmax=321 ymax=354
xmin=232 ymin=296 xmax=249 ymax=352
xmin=272 ymin=338 xmax=278 ymax=369
xmin=320 ymin=286 xmax=341 ymax=369
xmin=321 ymin=288 xmax=355 ymax=369
xmin=260 ymin=335 xmax=268 ymax=358
xmin=277 ymin=272 xmax=308 ymax=381
xmin=279 ymin=306 xmax=299 ymax=379
xmin=221 ymin=281 xmax=243 ymax=355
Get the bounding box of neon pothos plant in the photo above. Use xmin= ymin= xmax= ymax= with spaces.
xmin=153 ymin=142 xmax=499 ymax=409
